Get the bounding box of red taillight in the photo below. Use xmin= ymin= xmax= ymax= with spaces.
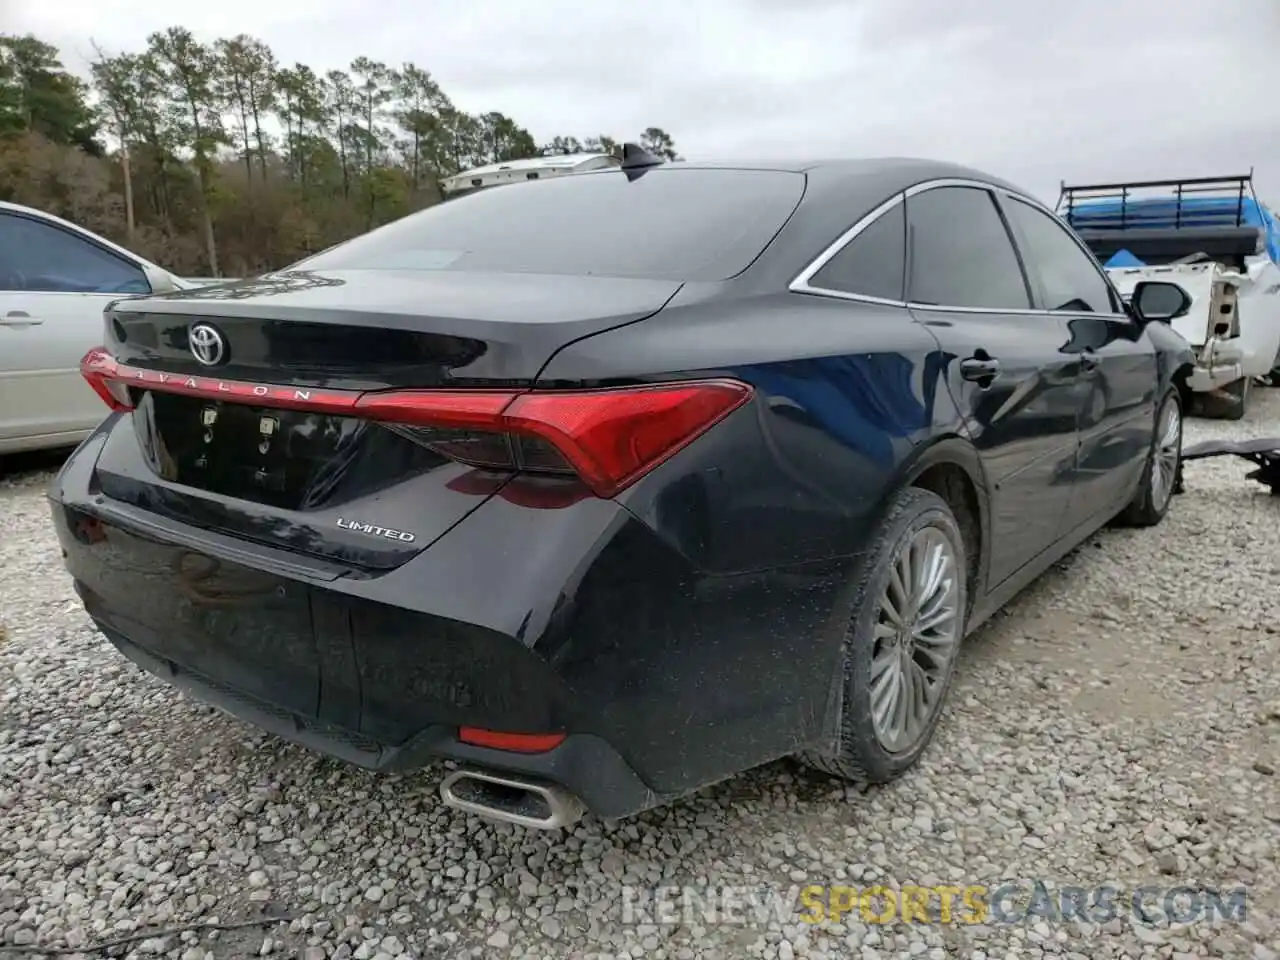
xmin=81 ymin=347 xmax=135 ymax=412
xmin=355 ymin=389 xmax=514 ymax=428
xmin=458 ymin=727 xmax=566 ymax=753
xmin=502 ymin=384 xmax=748 ymax=497
xmin=78 ymin=348 xmax=752 ymax=498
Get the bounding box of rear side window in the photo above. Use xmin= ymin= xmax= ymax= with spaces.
xmin=809 ymin=199 xmax=906 ymax=301
xmin=1003 ymin=198 xmax=1119 ymax=313
xmin=906 ymin=186 xmax=1031 ymax=309
xmin=295 ymin=169 xmax=806 ymax=282
xmin=0 ymin=212 xmax=150 ymax=294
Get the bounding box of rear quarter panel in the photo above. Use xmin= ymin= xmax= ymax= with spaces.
xmin=536 ymin=286 xmax=969 ymax=575
xmin=527 ymin=286 xmax=983 ymax=788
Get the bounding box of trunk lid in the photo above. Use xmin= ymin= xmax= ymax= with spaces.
xmin=107 ymin=268 xmax=682 ymax=388
xmin=94 ymin=269 xmax=681 ymax=568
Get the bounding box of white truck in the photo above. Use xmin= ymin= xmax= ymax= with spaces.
xmin=1058 ymin=174 xmax=1280 ymax=419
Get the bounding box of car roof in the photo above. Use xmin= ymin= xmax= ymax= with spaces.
xmin=577 ymin=157 xmax=1036 ymax=217
xmin=612 ymin=156 xmax=1024 ymax=189
xmin=629 ymin=157 xmax=953 ymax=173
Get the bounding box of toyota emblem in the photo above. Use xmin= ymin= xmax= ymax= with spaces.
xmin=189 ymin=323 xmax=226 ymax=366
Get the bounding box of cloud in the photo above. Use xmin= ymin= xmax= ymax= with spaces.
xmin=7 ymin=0 xmax=1280 ymax=201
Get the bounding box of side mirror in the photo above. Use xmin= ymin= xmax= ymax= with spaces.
xmin=142 ymin=263 xmax=182 ymax=295
xmin=1131 ymin=280 xmax=1192 ymax=323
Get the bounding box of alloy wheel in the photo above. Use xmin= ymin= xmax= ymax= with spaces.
xmin=869 ymin=526 xmax=963 ymax=754
xmin=1150 ymin=398 xmax=1182 ymax=510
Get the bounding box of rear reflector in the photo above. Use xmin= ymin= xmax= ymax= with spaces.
xmin=458 ymin=727 xmax=567 ymax=753
xmin=80 ymin=348 xmax=751 ymax=498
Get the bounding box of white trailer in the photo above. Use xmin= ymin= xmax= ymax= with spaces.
xmin=1058 ymin=174 xmax=1280 ymax=419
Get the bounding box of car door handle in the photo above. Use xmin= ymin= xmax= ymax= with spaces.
xmin=1079 ymin=349 xmax=1099 ymax=372
xmin=0 ymin=311 xmax=44 ymax=327
xmin=959 ymin=356 xmax=1000 ymax=382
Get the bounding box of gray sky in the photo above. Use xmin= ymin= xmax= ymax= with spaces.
xmin=8 ymin=0 xmax=1280 ymax=202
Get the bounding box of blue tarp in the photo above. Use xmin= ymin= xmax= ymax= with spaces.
xmin=1104 ymin=248 xmax=1147 ymax=268
xmin=1066 ymin=195 xmax=1280 ymax=265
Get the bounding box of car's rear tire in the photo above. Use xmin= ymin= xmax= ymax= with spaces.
xmin=1225 ymin=375 xmax=1250 ymax=420
xmin=1117 ymin=388 xmax=1182 ymax=527
xmin=802 ymin=487 xmax=967 ymax=785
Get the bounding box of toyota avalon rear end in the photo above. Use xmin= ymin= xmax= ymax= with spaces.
xmin=48 ymin=160 xmax=863 ymax=827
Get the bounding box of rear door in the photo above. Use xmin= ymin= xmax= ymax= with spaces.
xmin=904 ymin=184 xmax=1082 ymax=588
xmin=0 ymin=210 xmax=150 ymax=446
xmin=999 ymin=196 xmax=1157 ymax=530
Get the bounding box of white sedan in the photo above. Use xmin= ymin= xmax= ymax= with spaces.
xmin=0 ymin=201 xmax=218 ymax=455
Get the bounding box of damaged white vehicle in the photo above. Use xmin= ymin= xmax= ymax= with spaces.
xmin=1058 ymin=174 xmax=1280 ymax=419
xmin=439 ymin=152 xmax=621 ymax=200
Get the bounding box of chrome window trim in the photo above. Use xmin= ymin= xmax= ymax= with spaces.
xmin=789 ymin=191 xmax=906 ymax=297
xmin=789 ymin=176 xmax=1129 ymax=320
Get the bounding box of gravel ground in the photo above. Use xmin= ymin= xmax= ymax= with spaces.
xmin=2 ymin=394 xmax=1280 ymax=960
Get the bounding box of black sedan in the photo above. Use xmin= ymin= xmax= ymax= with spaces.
xmin=52 ymin=150 xmax=1195 ymax=829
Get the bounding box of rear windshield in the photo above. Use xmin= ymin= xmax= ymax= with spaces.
xmin=293 ymin=168 xmax=805 ymax=282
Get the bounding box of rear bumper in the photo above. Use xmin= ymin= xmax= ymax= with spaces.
xmin=1186 ymin=337 xmax=1245 ymax=392
xmin=50 ymin=418 xmax=854 ymax=819
xmin=1187 ymin=364 xmax=1244 ymax=392
xmin=91 ymin=620 xmax=654 ymax=819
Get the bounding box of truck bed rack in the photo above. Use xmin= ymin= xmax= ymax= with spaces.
xmin=1056 ymin=174 xmax=1266 ymax=266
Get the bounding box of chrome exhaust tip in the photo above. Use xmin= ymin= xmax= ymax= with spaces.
xmin=439 ymin=768 xmax=585 ymax=830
